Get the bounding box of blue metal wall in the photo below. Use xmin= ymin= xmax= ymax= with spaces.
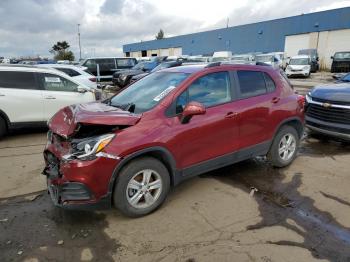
xmin=123 ymin=7 xmax=350 ymax=55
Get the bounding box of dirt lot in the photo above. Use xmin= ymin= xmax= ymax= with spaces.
xmin=1 ymin=78 xmax=350 ymax=262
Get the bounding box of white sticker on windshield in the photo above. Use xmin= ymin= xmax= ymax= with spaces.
xmin=153 ymin=86 xmax=176 ymax=101
xmin=45 ymin=77 xmax=61 ymax=83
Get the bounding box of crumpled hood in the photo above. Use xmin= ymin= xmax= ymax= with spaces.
xmin=48 ymin=102 xmax=141 ymax=138
xmin=310 ymin=83 xmax=350 ymax=103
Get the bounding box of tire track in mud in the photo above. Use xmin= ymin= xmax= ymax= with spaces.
xmin=207 ymin=157 xmax=350 ymax=262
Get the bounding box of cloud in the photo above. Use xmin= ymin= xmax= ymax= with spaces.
xmin=0 ymin=0 xmax=349 ymax=58
xmin=100 ymin=0 xmax=124 ymax=15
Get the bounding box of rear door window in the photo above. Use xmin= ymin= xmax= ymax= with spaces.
xmin=96 ymin=59 xmax=116 ymax=70
xmin=237 ymin=71 xmax=267 ymax=98
xmin=0 ymin=71 xmax=38 ymax=89
xmin=55 ymin=68 xmax=81 ymax=77
xmin=116 ymin=58 xmax=136 ymax=69
xmin=38 ymin=73 xmax=78 ymax=92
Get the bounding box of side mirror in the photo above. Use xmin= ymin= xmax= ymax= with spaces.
xmin=316 ymin=57 xmax=319 ymax=61
xmin=331 ymin=56 xmax=334 ymax=59
xmin=77 ymin=87 xmax=88 ymax=93
xmin=180 ymin=101 xmax=206 ymax=124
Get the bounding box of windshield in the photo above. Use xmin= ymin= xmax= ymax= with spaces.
xmin=150 ymin=63 xmax=176 ymax=73
xmin=109 ymin=72 xmax=189 ymax=113
xmin=290 ymin=58 xmax=309 ymax=65
xmin=334 ymin=52 xmax=350 ymax=60
xmin=232 ymin=56 xmax=249 ymax=61
xmin=132 ymin=62 xmax=146 ymax=70
xmin=341 ymin=73 xmax=350 ymax=82
xmin=256 ymin=55 xmax=273 ymax=62
xmin=212 ymin=57 xmax=230 ymax=62
xmin=298 ymin=49 xmax=316 ymax=58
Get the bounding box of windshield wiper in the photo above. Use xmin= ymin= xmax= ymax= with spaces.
xmin=109 ymin=102 xmax=135 ymax=112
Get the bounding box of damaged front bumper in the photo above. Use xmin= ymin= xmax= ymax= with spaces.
xmin=43 ymin=147 xmax=121 ymax=210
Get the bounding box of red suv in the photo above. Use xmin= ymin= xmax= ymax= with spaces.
xmin=43 ymin=63 xmax=305 ymax=217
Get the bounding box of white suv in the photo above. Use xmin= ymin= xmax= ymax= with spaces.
xmin=37 ymin=64 xmax=97 ymax=89
xmin=0 ymin=65 xmax=97 ymax=137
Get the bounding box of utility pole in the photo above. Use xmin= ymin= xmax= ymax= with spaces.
xmin=226 ymin=18 xmax=229 ymax=28
xmin=77 ymin=23 xmax=82 ymax=60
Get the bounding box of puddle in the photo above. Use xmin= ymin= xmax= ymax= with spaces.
xmin=299 ymin=134 xmax=350 ymax=157
xmin=0 ymin=194 xmax=118 ymax=261
xmin=206 ymin=158 xmax=350 ymax=261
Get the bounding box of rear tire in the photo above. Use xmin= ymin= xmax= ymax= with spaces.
xmin=268 ymin=126 xmax=299 ymax=167
xmin=113 ymin=157 xmax=170 ymax=217
xmin=0 ymin=117 xmax=7 ymax=139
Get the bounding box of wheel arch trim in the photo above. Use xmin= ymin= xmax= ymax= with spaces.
xmin=107 ymin=146 xmax=179 ymax=196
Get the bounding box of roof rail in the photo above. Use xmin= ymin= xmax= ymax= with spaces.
xmin=255 ymin=62 xmax=270 ymax=67
xmin=205 ymin=62 xmax=221 ymax=68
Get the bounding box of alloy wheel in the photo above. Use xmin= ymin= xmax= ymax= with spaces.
xmin=278 ymin=133 xmax=297 ymax=161
xmin=126 ymin=169 xmax=162 ymax=209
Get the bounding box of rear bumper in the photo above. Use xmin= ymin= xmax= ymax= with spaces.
xmin=305 ymin=116 xmax=350 ymax=140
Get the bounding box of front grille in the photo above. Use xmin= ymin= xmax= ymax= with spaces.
xmin=306 ymin=103 xmax=350 ymax=125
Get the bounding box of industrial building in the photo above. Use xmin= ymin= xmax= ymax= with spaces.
xmin=123 ymin=7 xmax=350 ymax=70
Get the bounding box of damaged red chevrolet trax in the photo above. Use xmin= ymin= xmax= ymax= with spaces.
xmin=43 ymin=64 xmax=305 ymax=217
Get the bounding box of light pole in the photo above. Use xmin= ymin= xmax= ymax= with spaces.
xmin=77 ymin=23 xmax=82 ymax=60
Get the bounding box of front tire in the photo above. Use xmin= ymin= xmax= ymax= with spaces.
xmin=0 ymin=117 xmax=7 ymax=139
xmin=113 ymin=157 xmax=170 ymax=217
xmin=268 ymin=126 xmax=299 ymax=167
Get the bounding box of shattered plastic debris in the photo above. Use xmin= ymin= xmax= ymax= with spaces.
xmin=57 ymin=240 xmax=64 ymax=245
xmin=249 ymin=187 xmax=258 ymax=197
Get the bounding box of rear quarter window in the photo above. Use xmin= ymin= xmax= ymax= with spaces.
xmin=237 ymin=70 xmax=266 ymax=98
xmin=0 ymin=71 xmax=37 ymax=89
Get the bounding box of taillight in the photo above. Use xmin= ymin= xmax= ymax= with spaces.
xmin=89 ymin=77 xmax=96 ymax=82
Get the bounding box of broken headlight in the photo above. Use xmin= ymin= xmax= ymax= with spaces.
xmin=68 ymin=134 xmax=115 ymax=161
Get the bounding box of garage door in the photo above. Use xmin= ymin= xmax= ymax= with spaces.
xmin=173 ymin=47 xmax=182 ymax=56
xmin=284 ymin=34 xmax=310 ymax=58
xmin=160 ymin=49 xmax=170 ymax=56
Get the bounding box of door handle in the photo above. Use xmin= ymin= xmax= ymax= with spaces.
xmin=225 ymin=112 xmax=238 ymax=119
xmin=0 ymin=93 xmax=5 ymax=97
xmin=44 ymin=96 xmax=56 ymax=100
xmin=272 ymin=97 xmax=280 ymax=103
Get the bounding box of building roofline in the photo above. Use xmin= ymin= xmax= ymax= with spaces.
xmin=123 ymin=6 xmax=350 ymax=49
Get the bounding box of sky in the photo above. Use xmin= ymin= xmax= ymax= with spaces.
xmin=1 ymin=0 xmax=350 ymax=59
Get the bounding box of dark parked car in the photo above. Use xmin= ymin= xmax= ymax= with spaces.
xmin=130 ymin=61 xmax=183 ymax=84
xmin=331 ymin=52 xmax=350 ymax=73
xmin=298 ymin=49 xmax=319 ymax=72
xmin=43 ymin=63 xmax=305 ymax=217
xmin=112 ymin=60 xmax=160 ymax=87
xmin=305 ymin=83 xmax=350 ymax=140
xmin=80 ymin=57 xmax=137 ymax=82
